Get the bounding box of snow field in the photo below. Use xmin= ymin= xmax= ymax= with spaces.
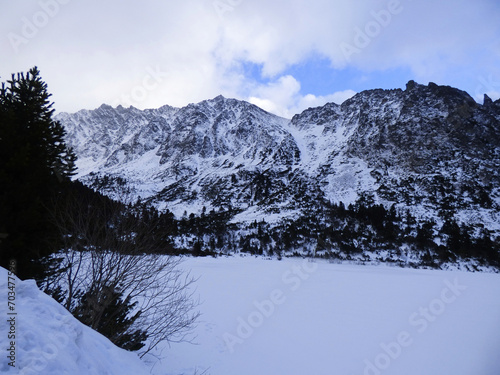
xmin=1 ymin=256 xmax=499 ymax=375
xmin=149 ymin=256 xmax=500 ymax=375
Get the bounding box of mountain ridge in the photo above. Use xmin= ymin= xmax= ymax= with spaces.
xmin=56 ymin=81 xmax=500 ymax=239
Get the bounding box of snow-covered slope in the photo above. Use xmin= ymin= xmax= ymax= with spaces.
xmin=0 ymin=267 xmax=149 ymax=375
xmin=288 ymin=83 xmax=500 ymax=229
xmin=56 ymin=82 xmax=500 ymax=233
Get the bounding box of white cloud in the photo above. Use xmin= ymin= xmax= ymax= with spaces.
xmin=0 ymin=0 xmax=498 ymax=114
xmin=472 ymin=74 xmax=500 ymax=103
xmin=248 ymin=75 xmax=356 ymax=118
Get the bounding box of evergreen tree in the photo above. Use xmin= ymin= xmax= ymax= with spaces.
xmin=73 ymin=285 xmax=148 ymax=351
xmin=0 ymin=67 xmax=76 ymax=280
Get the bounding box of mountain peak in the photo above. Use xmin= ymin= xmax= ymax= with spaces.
xmin=57 ymin=81 xmax=500 ymax=241
xmin=98 ymin=103 xmax=114 ymax=110
xmin=194 ymin=95 xmax=237 ymax=110
xmin=213 ymin=94 xmax=226 ymax=101
xmin=484 ymin=94 xmax=493 ymax=107
xmin=405 ymin=80 xmax=420 ymax=91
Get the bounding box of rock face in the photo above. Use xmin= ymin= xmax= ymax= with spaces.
xmin=57 ymin=81 xmax=500 ymax=234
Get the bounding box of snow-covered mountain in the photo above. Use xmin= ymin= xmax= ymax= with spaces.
xmin=56 ymin=81 xmax=500 ymax=235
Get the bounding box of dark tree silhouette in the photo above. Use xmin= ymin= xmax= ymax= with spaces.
xmin=0 ymin=67 xmax=76 ymax=281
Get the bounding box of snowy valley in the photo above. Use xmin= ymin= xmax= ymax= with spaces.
xmin=3 ymin=0 xmax=500 ymax=372
xmin=2 ymin=78 xmax=500 ymax=375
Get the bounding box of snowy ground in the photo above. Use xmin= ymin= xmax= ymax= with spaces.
xmin=147 ymin=256 xmax=500 ymax=375
xmin=0 ymin=266 xmax=149 ymax=375
xmin=1 ymin=257 xmax=499 ymax=375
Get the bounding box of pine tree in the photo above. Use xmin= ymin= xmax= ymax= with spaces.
xmin=73 ymin=285 xmax=148 ymax=351
xmin=0 ymin=67 xmax=76 ymax=280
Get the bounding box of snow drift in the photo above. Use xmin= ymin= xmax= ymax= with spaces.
xmin=0 ymin=266 xmax=148 ymax=375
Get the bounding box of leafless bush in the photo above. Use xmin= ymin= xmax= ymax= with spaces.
xmin=45 ymin=186 xmax=200 ymax=356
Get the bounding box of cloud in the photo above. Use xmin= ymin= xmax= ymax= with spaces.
xmin=473 ymin=74 xmax=500 ymax=103
xmin=248 ymin=75 xmax=356 ymax=118
xmin=0 ymin=0 xmax=498 ymax=115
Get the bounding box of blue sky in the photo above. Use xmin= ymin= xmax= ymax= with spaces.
xmin=1 ymin=0 xmax=499 ymax=117
xmin=272 ymin=59 xmax=414 ymax=95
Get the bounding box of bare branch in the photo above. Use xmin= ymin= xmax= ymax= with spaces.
xmin=45 ymin=186 xmax=200 ymax=356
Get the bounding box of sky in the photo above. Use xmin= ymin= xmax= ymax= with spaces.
xmin=1 ymin=0 xmax=500 ymax=118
